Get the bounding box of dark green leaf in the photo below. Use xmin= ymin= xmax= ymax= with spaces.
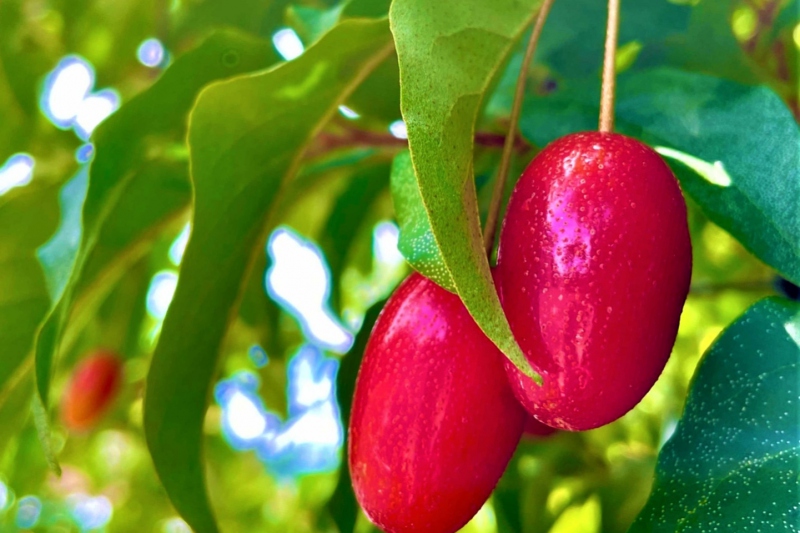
xmin=536 ymin=0 xmax=690 ymax=78
xmin=324 ymin=299 xmax=386 ymax=533
xmin=319 ymin=162 xmax=391 ymax=313
xmin=389 ymin=0 xmax=540 ymax=380
xmin=520 ymin=68 xmax=800 ymax=285
xmin=630 ymin=297 xmax=800 ymax=532
xmin=143 ymin=19 xmax=393 ymax=533
xmin=667 ymin=0 xmax=761 ymax=85
xmin=33 ymin=29 xmax=276 ymax=410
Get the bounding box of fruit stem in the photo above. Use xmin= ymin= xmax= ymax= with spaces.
xmin=483 ymin=0 xmax=556 ymax=256
xmin=599 ymin=0 xmax=620 ymax=133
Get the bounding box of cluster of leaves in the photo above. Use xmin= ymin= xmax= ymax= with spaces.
xmin=0 ymin=0 xmax=798 ymax=532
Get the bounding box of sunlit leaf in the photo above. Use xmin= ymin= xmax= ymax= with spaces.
xmin=630 ymin=297 xmax=800 ymax=532
xmin=389 ymin=0 xmax=540 ymax=379
xmin=32 ymin=29 xmax=276 ymax=411
xmin=520 ymin=68 xmax=800 ymax=285
xmin=144 ymin=19 xmax=393 ymax=532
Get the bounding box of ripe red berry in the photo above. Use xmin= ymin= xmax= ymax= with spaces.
xmin=348 ymin=273 xmax=526 ymax=533
xmin=61 ymin=350 xmax=124 ymax=431
xmin=523 ymin=416 xmax=558 ymax=439
xmin=496 ymin=132 xmax=692 ymax=431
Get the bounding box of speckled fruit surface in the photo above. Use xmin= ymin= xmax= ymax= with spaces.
xmin=348 ymin=273 xmax=526 ymax=533
xmin=61 ymin=350 xmax=123 ymax=431
xmin=496 ymin=132 xmax=692 ymax=431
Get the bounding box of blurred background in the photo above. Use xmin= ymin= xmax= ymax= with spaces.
xmin=0 ymin=0 xmax=798 ymax=531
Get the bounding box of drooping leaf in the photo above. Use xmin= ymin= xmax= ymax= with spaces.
xmin=520 ymin=68 xmax=800 ymax=285
xmin=390 ymin=150 xmax=454 ymax=292
xmin=323 ymin=298 xmax=386 ymax=533
xmin=630 ymin=297 xmax=800 ymax=532
xmin=143 ymin=19 xmax=393 ymax=533
xmin=32 ymin=29 xmax=276 ymax=410
xmin=389 ymin=0 xmax=540 ymax=380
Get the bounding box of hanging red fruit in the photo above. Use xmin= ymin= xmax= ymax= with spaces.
xmin=61 ymin=350 xmax=124 ymax=432
xmin=496 ymin=132 xmax=692 ymax=431
xmin=349 ymin=273 xmax=526 ymax=533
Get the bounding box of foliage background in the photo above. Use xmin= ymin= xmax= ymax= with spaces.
xmin=0 ymin=0 xmax=797 ymax=532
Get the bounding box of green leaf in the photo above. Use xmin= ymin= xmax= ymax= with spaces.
xmin=144 ymin=19 xmax=393 ymax=533
xmin=667 ymin=0 xmax=761 ymax=85
xmin=536 ymin=0 xmax=690 ymax=78
xmin=630 ymin=297 xmax=800 ymax=532
xmin=390 ymin=150 xmax=454 ymax=292
xmin=323 ymin=299 xmax=386 ymax=533
xmin=520 ymin=68 xmax=800 ymax=285
xmin=0 ymin=185 xmax=58 ymax=392
xmin=287 ymin=4 xmax=343 ymax=45
xmin=319 ymin=162 xmax=391 ymax=313
xmin=389 ymin=0 xmax=539 ymax=380
xmin=32 ymin=29 xmax=276 ymax=410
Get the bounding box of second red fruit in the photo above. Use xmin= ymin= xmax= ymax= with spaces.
xmin=496 ymin=132 xmax=692 ymax=431
xmin=61 ymin=350 xmax=124 ymax=432
xmin=349 ymin=273 xmax=526 ymax=533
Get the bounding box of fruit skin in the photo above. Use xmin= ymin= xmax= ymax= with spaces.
xmin=349 ymin=273 xmax=526 ymax=533
xmin=496 ymin=132 xmax=692 ymax=431
xmin=523 ymin=416 xmax=558 ymax=439
xmin=61 ymin=350 xmax=124 ymax=431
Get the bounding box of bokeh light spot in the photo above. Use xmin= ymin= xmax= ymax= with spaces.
xmin=272 ymin=28 xmax=304 ymax=60
xmin=137 ymin=38 xmax=166 ymax=67
xmin=266 ymin=227 xmax=352 ymax=352
xmin=168 ymin=223 xmax=191 ymax=266
xmin=215 ymin=346 xmax=343 ymax=480
xmin=73 ymin=89 xmax=120 ymax=140
xmin=75 ymin=143 xmax=94 ymax=163
xmin=67 ymin=493 xmax=113 ymax=531
xmin=389 ymin=119 xmax=408 ymax=139
xmin=373 ymin=221 xmax=405 ymax=268
xmin=0 ymin=153 xmax=34 ymax=196
xmin=40 ymin=56 xmax=94 ymax=128
xmin=162 ymin=517 xmax=192 ymax=533
xmin=15 ymin=496 xmax=42 ymax=529
xmin=146 ymin=270 xmax=179 ymax=320
xmin=248 ymin=345 xmax=269 ymax=368
xmin=338 ymin=105 xmax=360 ymax=119
xmin=0 ymin=480 xmax=9 ymax=511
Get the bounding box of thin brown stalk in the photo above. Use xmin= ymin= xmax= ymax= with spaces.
xmin=482 ymin=0 xmax=556 ymax=255
xmin=599 ymin=0 xmax=620 ymax=133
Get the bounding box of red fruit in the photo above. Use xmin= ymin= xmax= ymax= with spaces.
xmin=61 ymin=350 xmax=124 ymax=431
xmin=496 ymin=132 xmax=691 ymax=431
xmin=523 ymin=416 xmax=558 ymax=439
xmin=349 ymin=273 xmax=526 ymax=533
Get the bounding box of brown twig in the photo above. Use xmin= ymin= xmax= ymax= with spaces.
xmin=305 ymin=127 xmax=532 ymax=160
xmin=482 ymin=0 xmax=556 ymax=255
xmin=599 ymin=0 xmax=620 ymax=133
